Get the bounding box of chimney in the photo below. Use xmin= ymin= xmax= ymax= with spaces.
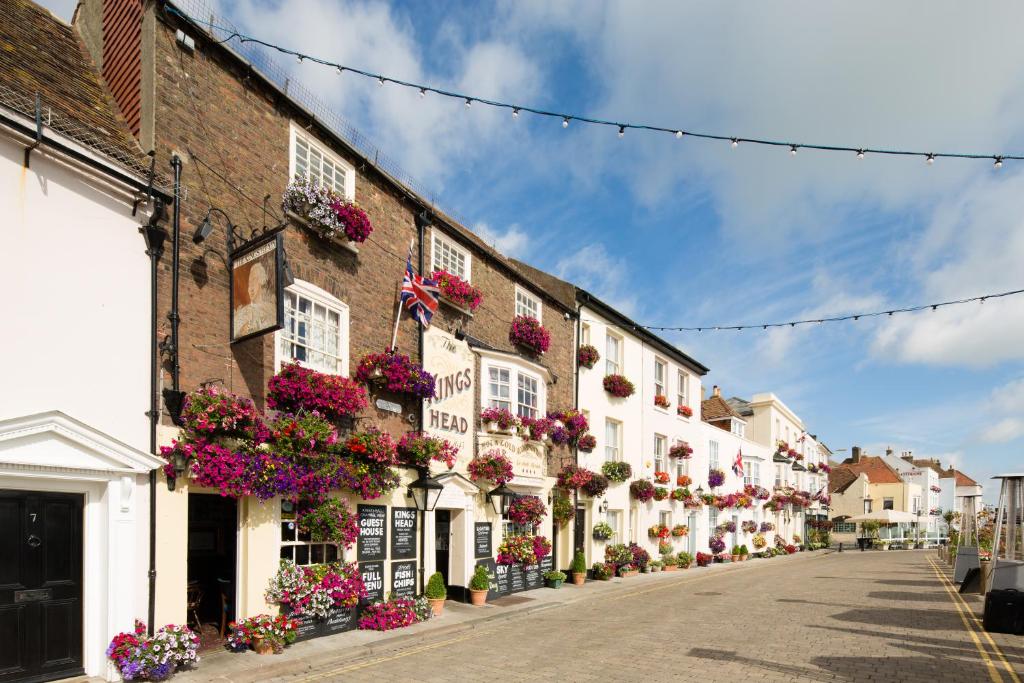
xmin=712 ymin=385 xmax=721 ymax=398
xmin=885 ymin=447 xmax=893 ymax=457
xmin=901 ymin=453 xmax=914 ymax=462
xmin=851 ymin=446 xmax=862 ymax=463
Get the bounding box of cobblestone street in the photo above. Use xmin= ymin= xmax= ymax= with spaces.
xmin=203 ymin=551 xmax=1021 ymax=683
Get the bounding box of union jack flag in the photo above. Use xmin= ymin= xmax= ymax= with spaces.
xmin=732 ymin=449 xmax=744 ymax=477
xmin=400 ymin=257 xmax=439 ymax=327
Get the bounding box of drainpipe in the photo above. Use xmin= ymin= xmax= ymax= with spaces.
xmin=169 ymin=155 xmax=183 ymax=393
xmin=571 ymin=302 xmax=583 ymax=565
xmin=140 ymin=202 xmax=168 ymax=638
xmin=416 ymin=211 xmax=427 ymax=594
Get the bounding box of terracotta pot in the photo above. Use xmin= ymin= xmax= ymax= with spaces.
xmin=252 ymin=637 xmax=274 ymax=655
xmin=428 ymin=597 xmax=445 ymax=617
xmin=741 ymin=555 xmax=749 ymax=561
xmin=469 ymin=589 xmax=488 ymax=606
xmin=620 ymin=569 xmax=638 ymax=578
xmin=663 ymin=564 xmax=677 ymax=572
xmin=572 ymin=572 xmax=586 ymax=586
xmin=731 ymin=554 xmax=740 ymax=562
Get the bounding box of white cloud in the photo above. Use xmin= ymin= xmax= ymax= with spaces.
xmin=474 ymin=222 xmax=530 ymax=258
xmin=555 ymin=244 xmax=638 ymax=317
xmin=981 ymin=418 xmax=1024 ymax=444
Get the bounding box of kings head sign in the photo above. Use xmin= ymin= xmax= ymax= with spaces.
xmin=423 ymin=328 xmax=474 ymax=464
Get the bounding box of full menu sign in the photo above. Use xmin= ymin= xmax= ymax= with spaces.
xmin=357 ymin=504 xmax=387 ymax=561
xmin=360 ymin=561 xmax=385 ymax=603
xmin=391 ymin=507 xmax=417 ymax=560
xmin=423 ymin=328 xmax=474 ymax=469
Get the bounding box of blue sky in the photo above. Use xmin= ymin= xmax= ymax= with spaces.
xmin=45 ymin=1 xmax=1023 ymax=501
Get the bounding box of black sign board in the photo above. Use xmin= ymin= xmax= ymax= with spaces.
xmin=391 ymin=560 xmax=417 ymax=598
xmin=360 ymin=561 xmax=385 ymax=603
xmin=322 ymin=606 xmax=358 ymax=637
xmin=391 ymin=508 xmax=417 ymax=560
xmin=357 ymin=505 xmax=387 ymax=562
xmin=474 ymin=522 xmax=492 ymax=559
xmin=288 ymin=610 xmax=322 ymax=643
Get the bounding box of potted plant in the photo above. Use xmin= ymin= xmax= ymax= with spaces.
xmin=592 ymin=562 xmax=613 ymax=580
xmin=731 ymin=545 xmax=742 ymax=562
xmin=544 ymin=570 xmax=566 ymax=588
xmin=661 ymin=551 xmax=678 ymax=571
xmin=619 ymin=563 xmax=639 ymax=578
xmin=479 ymin=407 xmax=519 ymax=435
xmin=740 ymin=544 xmax=749 ymax=561
xmin=677 ymin=551 xmax=694 ymax=569
xmin=468 ymin=565 xmax=491 ymax=605
xmin=570 ymin=550 xmax=588 ymax=585
xmin=425 ymin=572 xmax=446 ymax=617
xmin=654 ymin=394 xmax=670 ymax=409
xmin=650 ymin=560 xmax=663 ymax=573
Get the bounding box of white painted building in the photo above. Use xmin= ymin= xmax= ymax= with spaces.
xmin=882 ymin=450 xmax=943 ymax=533
xmin=0 ymin=8 xmax=169 ymax=678
xmin=574 ymin=292 xmax=710 ymax=565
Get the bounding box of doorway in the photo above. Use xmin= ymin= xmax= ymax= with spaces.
xmin=435 ymin=509 xmax=451 ymax=587
xmin=187 ymin=494 xmax=237 ymax=643
xmin=0 ymin=490 xmax=84 ymax=683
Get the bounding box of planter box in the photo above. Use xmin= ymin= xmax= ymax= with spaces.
xmin=619 ymin=569 xmax=639 ymax=578
xmin=663 ymin=564 xmax=677 ymax=572
xmin=285 ymin=210 xmax=360 ymax=255
xmin=439 ymin=295 xmax=474 ymax=317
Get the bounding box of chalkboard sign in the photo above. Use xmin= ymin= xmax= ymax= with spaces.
xmin=391 ymin=560 xmax=417 ymax=598
xmin=474 ymin=522 xmax=492 ymax=559
xmin=322 ymin=606 xmax=357 ymax=637
xmin=288 ymin=610 xmax=322 ymax=643
xmin=357 ymin=505 xmax=387 ymax=561
xmin=524 ymin=564 xmax=542 ymax=590
xmin=360 ymin=561 xmax=385 ymax=603
xmin=477 ymin=558 xmax=501 ymax=600
xmin=391 ymin=508 xmax=417 ymax=560
xmin=508 ymin=564 xmax=526 ymax=593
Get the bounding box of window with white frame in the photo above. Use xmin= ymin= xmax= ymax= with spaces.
xmin=864 ymin=499 xmax=873 ymax=513
xmin=654 ymin=359 xmax=666 ymax=397
xmin=709 ymin=508 xmax=719 ymax=532
xmin=675 ymin=457 xmax=689 ymax=482
xmin=487 ymin=366 xmax=512 ymax=411
xmin=280 ymin=500 xmax=340 ymax=566
xmin=677 ymin=371 xmax=688 ymax=411
xmin=515 ymin=286 xmax=541 ymax=321
xmin=605 ymin=333 xmax=622 ymax=375
xmin=605 ymin=419 xmax=621 ymax=462
xmin=730 ymin=419 xmax=746 ymax=439
xmin=775 ymin=465 xmax=784 ymax=488
xmin=659 ymin=510 xmax=672 ymax=529
xmin=431 ymin=231 xmax=471 ymax=281
xmin=654 ymin=434 xmax=667 ymax=473
xmin=289 ymin=125 xmax=354 ymax=199
xmin=277 ymin=281 xmax=348 ymax=375
xmin=606 ymin=510 xmax=622 ymax=541
xmin=581 ymin=324 xmax=591 ymax=346
xmin=743 ymin=460 xmax=760 ymax=486
xmin=687 ymin=512 xmax=697 ymax=553
xmin=517 ymin=374 xmax=539 ymax=419
xmin=912 ymin=496 xmax=921 ymax=513
xmin=708 ymin=440 xmax=720 ymax=468
xmin=502 ymin=519 xmax=533 ymax=539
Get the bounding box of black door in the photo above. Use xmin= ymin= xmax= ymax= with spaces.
xmin=435 ymin=510 xmax=451 ymax=587
xmin=0 ymin=491 xmax=84 ymax=683
xmin=574 ymin=507 xmax=586 ymax=555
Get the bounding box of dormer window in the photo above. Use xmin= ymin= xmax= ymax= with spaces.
xmin=730 ymin=419 xmax=746 ymax=439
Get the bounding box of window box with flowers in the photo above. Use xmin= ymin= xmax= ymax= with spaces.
xmin=602 ymin=461 xmax=632 ymax=483
xmin=432 ymin=270 xmax=482 ymax=315
xmin=654 ymin=394 xmax=671 ymax=409
xmin=480 ymin=407 xmax=520 ymax=434
xmin=497 ymin=535 xmax=551 ymax=566
xmin=509 ymin=315 xmax=551 ymax=355
xmin=672 ymin=524 xmax=689 ymax=537
xmin=355 ymin=351 xmax=435 ymax=400
xmin=653 ymin=486 xmax=669 ymax=501
xmin=677 ymin=405 xmax=693 ymax=418
xmin=653 ymin=470 xmax=670 ymax=484
xmin=282 ymin=178 xmax=372 ymax=253
xmin=677 ymin=474 xmax=693 ymax=487
xmin=648 ymin=524 xmax=670 ymax=539
xmin=578 ymin=344 xmax=600 ymax=369
xmin=603 ymin=374 xmax=635 ymax=398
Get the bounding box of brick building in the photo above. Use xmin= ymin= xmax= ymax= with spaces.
xmin=76 ymin=0 xmax=577 ymax=640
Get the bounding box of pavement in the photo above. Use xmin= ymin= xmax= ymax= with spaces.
xmin=172 ymin=549 xmax=1023 ymax=682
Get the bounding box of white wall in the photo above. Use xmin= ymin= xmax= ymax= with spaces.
xmin=0 ymin=134 xmax=150 ymax=452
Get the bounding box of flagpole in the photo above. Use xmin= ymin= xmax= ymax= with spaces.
xmin=390 ymin=239 xmax=415 ymax=351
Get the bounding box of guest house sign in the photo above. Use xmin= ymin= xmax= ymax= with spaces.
xmin=423 ymin=328 xmax=474 ymax=468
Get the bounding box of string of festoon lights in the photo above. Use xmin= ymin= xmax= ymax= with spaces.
xmin=168 ymin=4 xmax=1020 ymax=167
xmin=583 ymin=288 xmax=1024 ymax=333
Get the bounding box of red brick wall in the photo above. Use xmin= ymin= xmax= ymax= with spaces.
xmin=147 ymin=15 xmax=575 ymax=462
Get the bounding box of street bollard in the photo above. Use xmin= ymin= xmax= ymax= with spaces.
xmin=838 ymin=542 xmax=843 ymax=552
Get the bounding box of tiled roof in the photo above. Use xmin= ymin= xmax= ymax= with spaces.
xmin=940 ymin=469 xmax=979 ymax=486
xmin=0 ymin=0 xmax=152 ymax=178
xmin=829 ymin=466 xmax=859 ymax=494
xmin=702 ymin=395 xmax=739 ymax=422
xmin=843 ymin=456 xmax=904 ymax=485
xmin=509 ymin=259 xmax=578 ymax=312
xmin=911 ymin=458 xmax=945 ymax=475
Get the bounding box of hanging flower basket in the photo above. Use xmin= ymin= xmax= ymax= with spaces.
xmin=577 ymin=344 xmax=600 ymax=369
xmin=708 ymin=468 xmax=726 ymax=488
xmin=467 ymin=449 xmax=514 ymax=486
xmin=669 ymin=442 xmax=693 ymax=459
xmin=602 ymin=461 xmax=632 ymax=483
xmin=576 ymin=434 xmax=597 ymax=452
xmin=506 ymin=496 xmax=547 ymax=529
xmin=396 ymin=432 xmax=458 ymax=469
xmin=356 ymin=351 xmax=435 ymax=399
xmin=582 ymin=473 xmax=609 ymax=498
xmin=557 ymin=464 xmax=595 ymax=490
xmin=509 ymin=315 xmax=551 ymax=355
xmin=630 ymin=479 xmax=656 ymax=502
xmin=603 ymin=374 xmax=635 ymax=398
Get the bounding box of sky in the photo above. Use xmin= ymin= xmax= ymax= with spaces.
xmin=45 ymin=1 xmax=1023 ymax=502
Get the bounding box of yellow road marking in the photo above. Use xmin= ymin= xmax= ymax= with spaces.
xmin=928 ymin=558 xmax=1020 ymax=682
